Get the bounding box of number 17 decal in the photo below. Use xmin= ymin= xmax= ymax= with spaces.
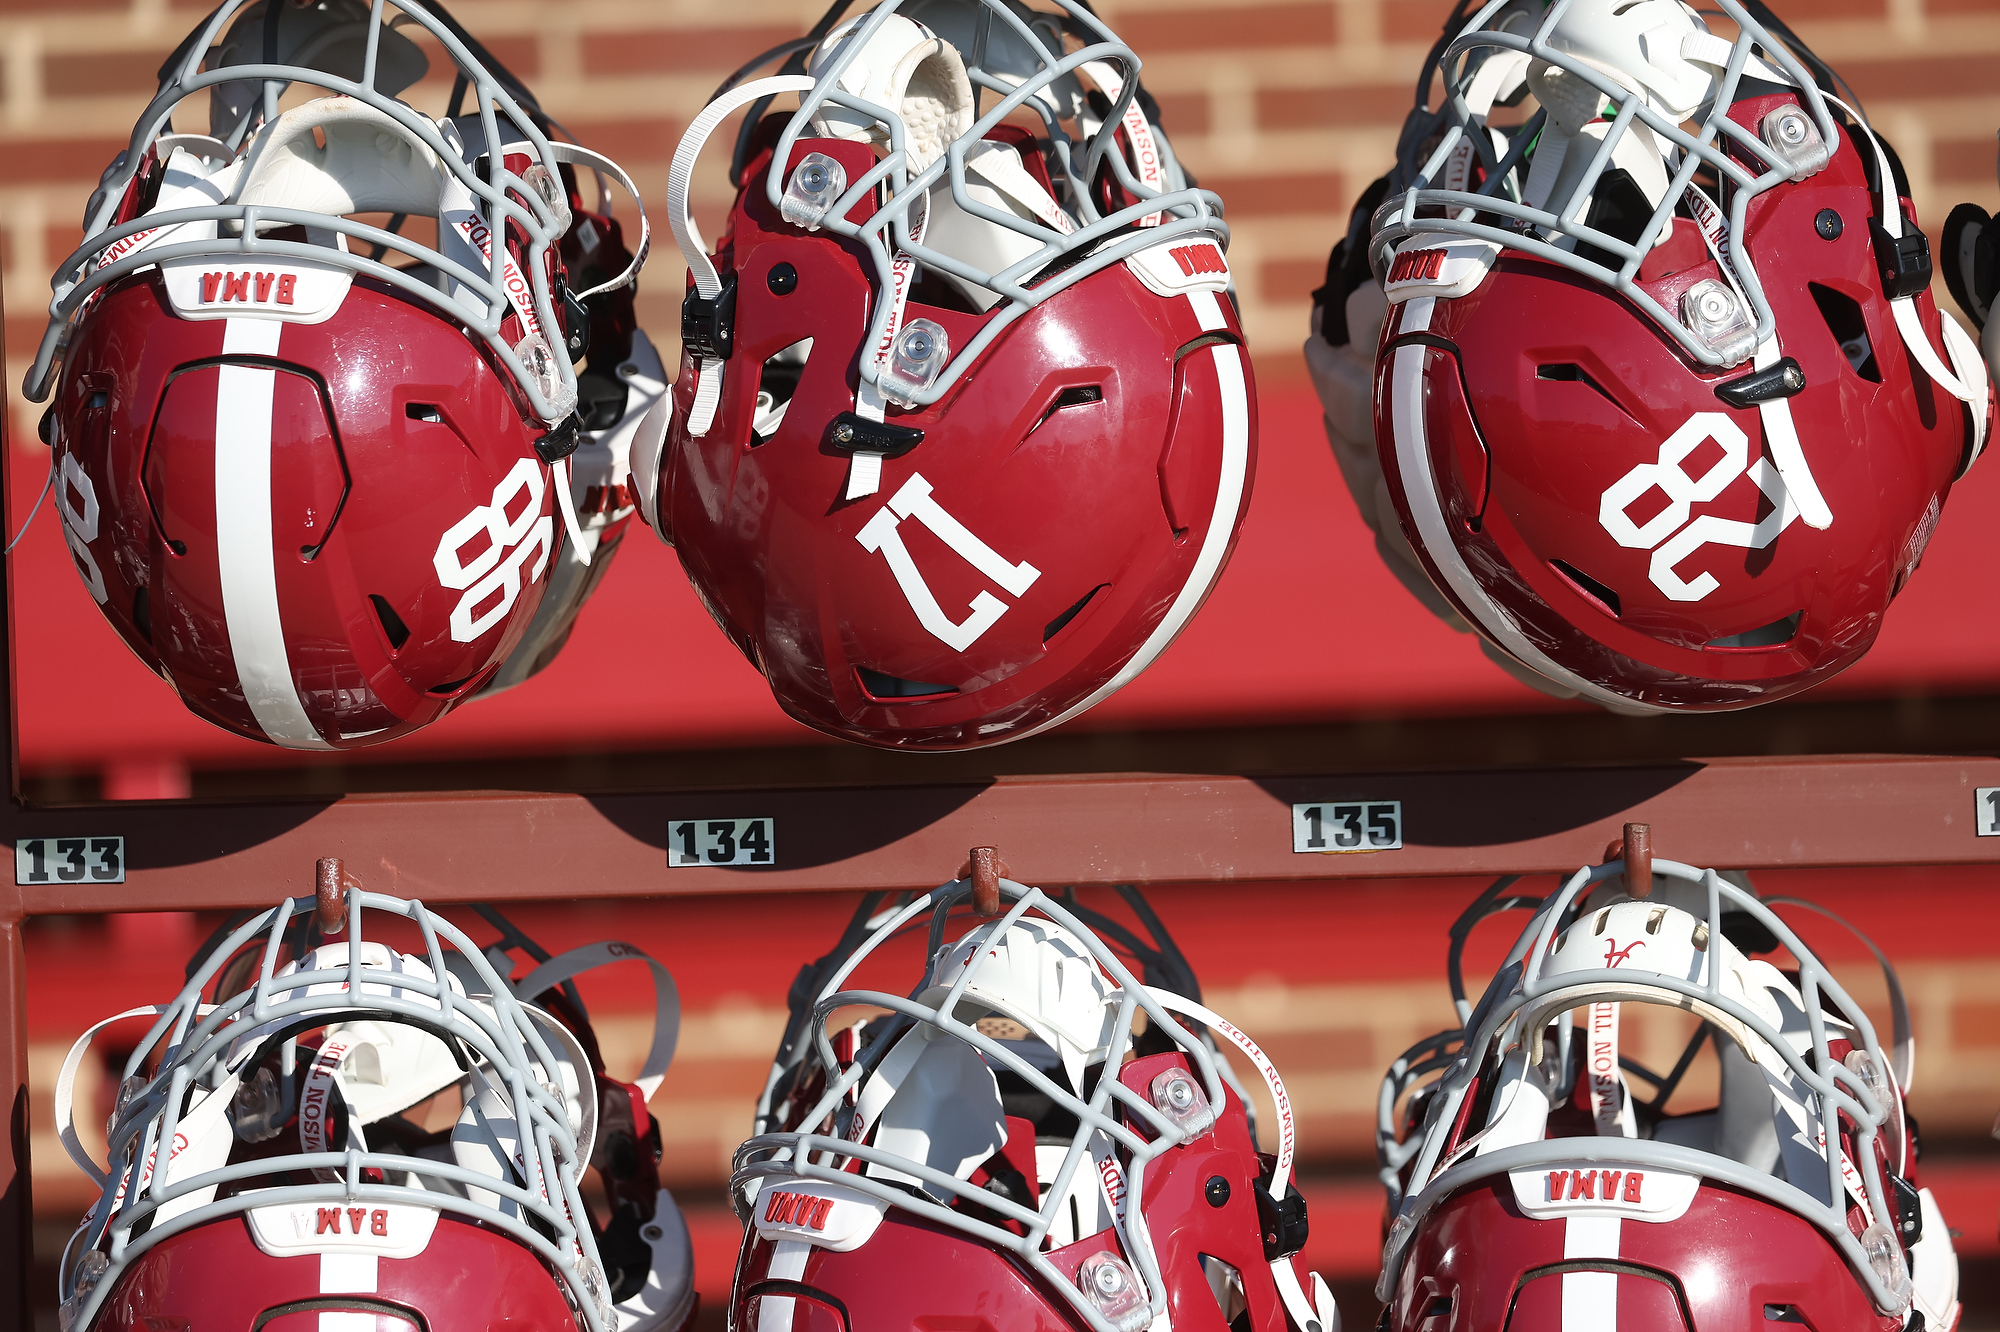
xmin=857 ymin=473 xmax=1040 ymax=652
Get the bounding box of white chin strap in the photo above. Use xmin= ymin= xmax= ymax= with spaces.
xmin=1148 ymin=990 xmax=1339 ymax=1332
xmin=1834 ymin=96 xmax=1990 ymax=469
xmin=666 ymin=75 xmax=819 ymax=441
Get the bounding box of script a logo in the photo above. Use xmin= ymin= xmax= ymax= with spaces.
xmin=857 ymin=473 xmax=1040 ymax=652
xmin=1602 ymin=938 xmax=1645 ymax=968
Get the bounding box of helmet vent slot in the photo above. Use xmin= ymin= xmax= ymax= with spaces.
xmin=1174 ymin=332 xmax=1239 ymax=363
xmin=405 ymin=403 xmax=444 ymax=423
xmin=1705 ymin=612 xmax=1801 ymax=650
xmin=1808 ymin=284 xmax=1881 ymax=383
xmin=131 ymin=586 xmax=152 ymax=643
xmin=1549 ymin=559 xmax=1621 ymax=618
xmin=856 ymin=667 xmax=957 ymax=700
xmin=1044 ymin=583 xmax=1109 ymax=645
xmin=369 ymin=595 xmax=411 ymax=652
xmin=1198 ymin=1254 xmax=1249 ymax=1327
xmin=1535 ymin=363 xmax=1628 ymax=416
xmin=753 ymin=339 xmax=812 ymax=443
xmin=1765 ymin=1305 xmax=1808 ymax=1323
xmin=1028 ymin=385 xmax=1104 ymax=437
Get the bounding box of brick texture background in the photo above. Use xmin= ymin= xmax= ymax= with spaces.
xmin=2 ymin=0 xmax=1997 ymax=447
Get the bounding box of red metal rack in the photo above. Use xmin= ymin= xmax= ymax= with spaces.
xmin=4 ymin=295 xmax=1998 ymax=1329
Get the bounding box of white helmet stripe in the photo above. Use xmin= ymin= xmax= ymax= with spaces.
xmin=1386 ymin=297 xmax=1661 ymax=715
xmin=1019 ymin=288 xmax=1249 ymax=740
xmin=1562 ymin=1215 xmax=1622 ymax=1331
xmin=215 ymin=317 xmax=331 ymax=750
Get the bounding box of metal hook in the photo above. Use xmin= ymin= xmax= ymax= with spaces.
xmin=315 ymin=857 xmax=356 ymax=935
xmin=1601 ymin=822 xmax=1653 ymax=899
xmin=957 ymin=846 xmax=1011 ymax=918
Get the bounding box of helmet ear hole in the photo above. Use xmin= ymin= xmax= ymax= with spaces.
xmin=1808 ymin=284 xmax=1882 ymax=382
xmin=369 ymin=594 xmax=412 ymax=651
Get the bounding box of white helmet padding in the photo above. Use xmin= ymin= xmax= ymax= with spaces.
xmin=53 ymin=892 xmax=623 ymax=1332
xmin=919 ymin=914 xmax=1120 ymax=1095
xmin=733 ymin=880 xmax=1233 ymax=1332
xmin=809 ymin=14 xmax=975 ymax=173
xmin=1378 ymin=859 xmax=1924 ymax=1320
xmin=232 ymin=96 xmax=447 ymax=218
xmin=859 ymin=1026 xmax=1008 ymax=1198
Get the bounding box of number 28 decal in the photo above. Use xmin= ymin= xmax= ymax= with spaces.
xmin=1598 ymin=412 xmax=1802 ymax=602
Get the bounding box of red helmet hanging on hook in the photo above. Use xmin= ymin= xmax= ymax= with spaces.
xmin=632 ymin=0 xmax=1255 ymax=750
xmin=29 ymin=0 xmax=651 ymax=748
xmin=1367 ymin=0 xmax=1989 ymax=713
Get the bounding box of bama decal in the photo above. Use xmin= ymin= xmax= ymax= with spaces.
xmin=1508 ymin=1162 xmax=1700 ymax=1222
xmin=856 ymin=473 xmax=1041 ymax=653
xmin=1597 ymin=412 xmax=1801 ymax=602
xmin=309 ymin=1206 xmax=392 ymax=1237
xmin=1546 ymin=1168 xmax=1644 ymax=1203
xmin=762 ymin=1191 xmax=834 ymax=1231
xmin=199 ymin=270 xmax=301 ymax=306
xmin=1388 ymin=248 xmax=1445 ymax=284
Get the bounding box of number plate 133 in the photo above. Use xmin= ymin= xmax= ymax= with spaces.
xmin=16 ymin=836 xmax=126 ymax=884
xmin=671 ymin=818 xmax=776 ymax=867
xmin=1292 ymin=802 xmax=1402 ymax=853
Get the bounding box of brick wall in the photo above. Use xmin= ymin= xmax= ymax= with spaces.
xmin=2 ymin=0 xmax=1996 ymax=448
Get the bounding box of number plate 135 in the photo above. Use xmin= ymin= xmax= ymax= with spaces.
xmin=671 ymin=818 xmax=776 ymax=867
xmin=16 ymin=836 xmax=126 ymax=884
xmin=1292 ymin=802 xmax=1402 ymax=853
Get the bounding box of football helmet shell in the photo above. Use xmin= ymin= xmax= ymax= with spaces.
xmin=53 ymin=892 xmax=692 ymax=1332
xmin=731 ymin=879 xmax=1337 ymax=1332
xmin=634 ymin=0 xmax=1254 ymax=750
xmin=1362 ymin=0 xmax=1989 ymax=713
xmin=30 ymin=0 xmax=649 ymax=748
xmin=1377 ymin=858 xmax=1960 ymax=1332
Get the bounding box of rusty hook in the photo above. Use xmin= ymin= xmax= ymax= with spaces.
xmin=315 ymin=857 xmax=356 ymax=935
xmin=956 ymin=846 xmax=1011 ymax=918
xmin=1601 ymin=823 xmax=1653 ymax=900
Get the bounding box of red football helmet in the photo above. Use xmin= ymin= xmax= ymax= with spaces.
xmin=630 ymin=0 xmax=1254 ymax=749
xmin=731 ymin=878 xmax=1338 ymax=1332
xmin=1377 ymin=858 xmax=1961 ymax=1332
xmin=54 ymin=891 xmax=692 ymax=1332
xmin=1365 ymin=0 xmax=1989 ymax=713
xmin=26 ymin=0 xmax=649 ymax=748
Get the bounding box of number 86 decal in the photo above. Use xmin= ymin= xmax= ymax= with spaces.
xmin=1597 ymin=412 xmax=1803 ymax=602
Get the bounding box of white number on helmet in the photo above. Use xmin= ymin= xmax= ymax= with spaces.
xmin=57 ymin=454 xmax=108 ymax=605
xmin=1596 ymin=412 xmax=1802 ymax=603
xmin=434 ymin=458 xmax=554 ymax=642
xmin=856 ymin=472 xmax=1040 ymax=653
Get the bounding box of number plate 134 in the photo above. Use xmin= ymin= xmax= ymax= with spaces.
xmin=1292 ymin=802 xmax=1402 ymax=853
xmin=671 ymin=818 xmax=776 ymax=867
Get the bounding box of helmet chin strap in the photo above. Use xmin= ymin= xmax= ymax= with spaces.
xmin=1830 ymin=95 xmax=1991 ymax=467
xmin=1147 ymin=990 xmax=1340 ymax=1332
xmin=666 ymin=75 xmax=820 ymax=441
